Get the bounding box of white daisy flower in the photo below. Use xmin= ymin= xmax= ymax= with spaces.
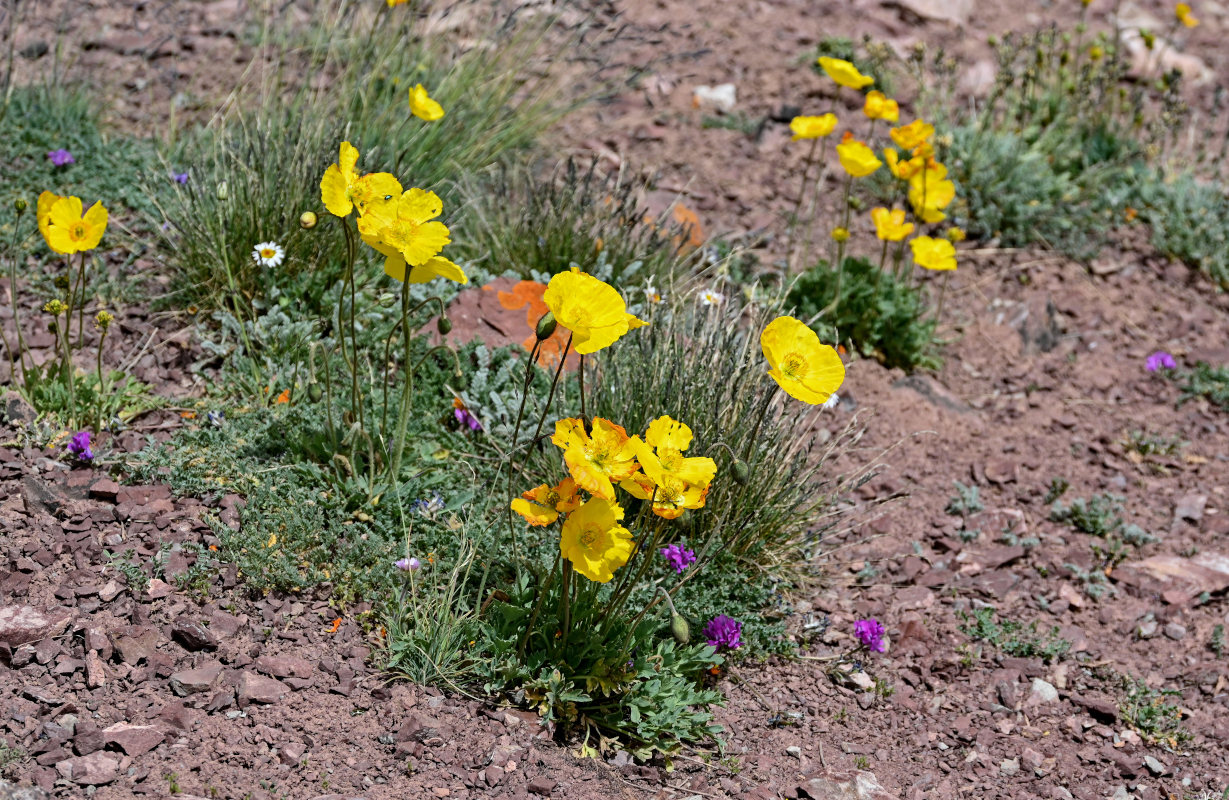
xmin=252 ymin=241 xmax=285 ymax=268
xmin=822 ymin=393 xmax=840 ymax=410
xmin=700 ymin=289 xmax=725 ymax=306
xmin=645 ymin=282 xmax=664 ymax=305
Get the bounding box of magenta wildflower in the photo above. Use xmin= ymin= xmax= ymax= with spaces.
xmin=47 ymin=149 xmax=75 ymax=167
xmin=66 ymin=430 xmax=94 ymax=462
xmin=854 ymin=618 xmax=886 ymax=653
xmin=659 ymin=543 xmax=696 ymax=574
xmin=703 ymin=614 xmax=742 ymax=650
xmin=454 ymin=407 xmax=482 ymax=432
xmin=1145 ymin=351 xmax=1176 ymax=372
xmin=395 ymin=557 xmax=421 ymax=571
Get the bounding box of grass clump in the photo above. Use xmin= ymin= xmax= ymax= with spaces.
xmin=0 ymin=83 xmax=157 ymax=219
xmin=958 ymin=606 xmax=1071 ymax=663
xmin=786 ymin=257 xmax=939 ymax=372
xmin=452 ymin=159 xmax=700 ymax=286
xmin=152 ymin=5 xmax=568 ymax=314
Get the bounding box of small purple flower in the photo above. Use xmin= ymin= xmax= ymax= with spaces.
xmin=47 ymin=149 xmax=75 ymax=167
xmin=66 ymin=430 xmax=94 ymax=462
xmin=1145 ymin=351 xmax=1177 ymax=372
xmin=454 ymin=407 xmax=482 ymax=432
xmin=395 ymin=557 xmax=421 ymax=572
xmin=412 ymin=491 xmax=445 ymax=516
xmin=703 ymin=614 xmax=742 ymax=650
xmin=854 ymin=618 xmax=886 ymax=653
xmin=172 ymin=172 xmax=189 ymax=184
xmin=659 ymin=543 xmax=696 ymax=574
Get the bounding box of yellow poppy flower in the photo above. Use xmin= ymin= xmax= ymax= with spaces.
xmin=387 ymin=0 xmax=408 ymax=6
xmin=42 ymin=195 xmax=108 ymax=254
xmin=910 ymin=236 xmax=957 ymax=271
xmin=560 ymin=497 xmax=634 ymax=583
xmin=1176 ymin=2 xmax=1198 ymax=26
xmin=870 ymin=207 xmax=915 ymax=242
xmin=510 ymin=477 xmax=582 ymax=526
xmin=890 ymin=120 xmax=935 ymax=151
xmin=760 ymin=316 xmax=845 ymax=405
xmin=552 ymin=417 xmax=641 ymax=501
xmin=789 ymin=114 xmax=838 ymax=140
xmin=863 ymin=91 xmax=899 ymax=123
xmin=946 ymin=227 xmax=967 ymax=243
xmin=408 ymin=84 xmax=445 ymax=122
xmin=818 ymin=57 xmax=874 ymax=90
xmin=621 ymin=415 xmax=716 ymax=508
xmin=883 ymin=149 xmax=910 ymax=180
xmin=542 ymin=270 xmax=646 ymax=355
xmin=908 ymin=177 xmax=956 ymax=224
xmin=358 ymin=188 xmax=467 ymax=285
xmin=37 ymin=190 xmax=64 ymax=243
xmin=836 ymin=133 xmax=882 ymax=178
xmin=320 ymin=141 xmax=361 ymax=218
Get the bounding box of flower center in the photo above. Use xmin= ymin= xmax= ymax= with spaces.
xmin=781 ymin=352 xmax=808 ymax=380
xmin=657 ymin=484 xmax=682 ymax=505
xmin=260 ymin=248 xmax=276 ymax=259
xmin=70 ymin=223 xmax=86 ymax=240
xmin=544 ymin=490 xmax=560 ymax=508
xmin=579 ymin=525 xmax=601 ymax=549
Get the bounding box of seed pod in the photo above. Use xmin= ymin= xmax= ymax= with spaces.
xmin=535 ymin=311 xmax=556 ymax=341
xmin=437 ymin=316 xmax=452 ymax=335
xmin=307 ymin=383 xmax=323 ymax=403
xmin=670 ymin=613 xmax=691 ymax=645
xmin=731 ymin=460 xmax=750 ymax=485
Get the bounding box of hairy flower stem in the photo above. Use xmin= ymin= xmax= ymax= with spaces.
xmin=527 ymin=335 xmax=573 ymax=452
xmin=559 ymin=561 xmax=573 ymax=651
xmin=55 ymin=309 xmax=76 ymax=428
xmin=95 ymin=325 xmax=108 ymax=431
xmin=5 ymin=223 xmax=30 ymax=386
xmin=503 ymin=338 xmax=544 ymax=567
xmin=518 ymin=553 xmax=560 ymax=659
xmin=340 ymin=218 xmax=364 ymax=436
xmin=817 ymin=174 xmax=855 ymax=319
xmin=787 ymin=138 xmax=819 ymax=269
xmin=798 ymin=138 xmax=832 ymax=273
xmin=933 ymin=272 xmax=952 ymax=322
xmin=74 ymin=252 xmax=87 ymax=350
xmin=872 ymin=239 xmax=890 ymax=297
xmin=389 ymin=294 xmax=448 ymax=482
xmin=578 ymin=354 xmax=587 ymax=428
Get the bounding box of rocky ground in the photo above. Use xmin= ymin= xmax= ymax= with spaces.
xmin=3 ymin=0 xmax=1229 ymax=798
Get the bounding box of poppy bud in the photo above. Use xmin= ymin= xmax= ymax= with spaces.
xmin=300 ymin=211 xmax=318 ymax=229
xmin=731 ymin=460 xmax=750 ymax=485
xmin=216 ymin=181 xmax=229 ymax=201
xmin=14 ymin=198 xmax=27 ymax=214
xmin=437 ymin=316 xmax=452 ymax=335
xmin=308 ymin=383 xmax=323 ymax=403
xmin=670 ymin=613 xmax=690 ymax=645
xmin=535 ymin=311 xmax=557 ymax=341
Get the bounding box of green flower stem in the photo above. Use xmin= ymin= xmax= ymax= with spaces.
xmin=798 ymin=138 xmax=832 ymax=272
xmin=527 ymin=335 xmax=573 ymax=450
xmin=518 ymin=551 xmax=560 ymax=658
xmin=559 ymin=561 xmax=573 ymax=651
xmin=817 ymin=173 xmax=856 ymax=319
xmin=4 ymin=221 xmax=29 ymax=385
xmin=389 ymin=291 xmax=448 ymax=482
xmin=74 ymin=252 xmax=87 ymax=350
xmin=786 ymin=137 xmax=819 ymax=269
xmin=503 ymin=338 xmax=544 ymax=568
xmin=340 ymin=217 xmax=364 ymax=435
xmin=873 ymin=238 xmax=890 ymax=297
xmin=933 ymin=271 xmax=952 ymax=322
xmin=322 ymin=344 xmax=338 ymax=452
xmin=56 ymin=308 xmax=76 ymax=428
xmin=95 ymin=325 xmax=108 ymax=431
xmin=578 ymin=354 xmax=587 ymax=427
